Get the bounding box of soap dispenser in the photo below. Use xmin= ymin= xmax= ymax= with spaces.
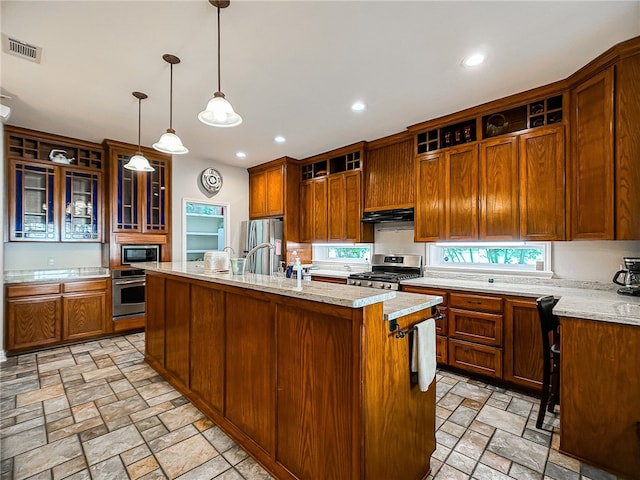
xmin=294 ymin=256 xmax=303 ymax=287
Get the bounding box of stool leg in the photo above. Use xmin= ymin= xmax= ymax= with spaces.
xmin=536 ymin=353 xmax=551 ymax=429
xmin=548 ymin=355 xmax=560 ymax=413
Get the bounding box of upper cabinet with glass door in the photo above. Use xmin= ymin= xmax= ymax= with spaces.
xmin=4 ymin=126 xmax=105 ymax=242
xmin=103 ymin=140 xmax=171 ymax=235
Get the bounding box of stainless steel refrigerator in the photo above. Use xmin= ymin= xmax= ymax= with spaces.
xmin=240 ymin=219 xmax=284 ymax=275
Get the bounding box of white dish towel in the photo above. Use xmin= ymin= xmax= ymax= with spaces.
xmin=411 ymin=317 xmax=436 ymax=392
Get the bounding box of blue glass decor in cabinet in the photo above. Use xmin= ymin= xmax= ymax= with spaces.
xmin=115 ymin=153 xmax=140 ymax=231
xmin=63 ymin=169 xmax=101 ymax=241
xmin=10 ymin=161 xmax=58 ymax=241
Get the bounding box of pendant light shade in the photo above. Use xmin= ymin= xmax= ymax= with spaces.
xmin=125 ymin=91 xmax=155 ymax=172
xmin=198 ymin=0 xmax=242 ymax=127
xmin=153 ymin=54 xmax=189 ymax=154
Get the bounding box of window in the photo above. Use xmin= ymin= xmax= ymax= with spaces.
xmin=428 ymin=242 xmax=550 ymax=274
xmin=312 ymin=244 xmax=371 ymax=263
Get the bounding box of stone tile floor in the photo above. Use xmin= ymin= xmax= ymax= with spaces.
xmin=0 ymin=333 xmax=624 ymax=480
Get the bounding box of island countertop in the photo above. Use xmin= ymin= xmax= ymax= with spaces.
xmin=133 ymin=262 xmax=398 ymax=308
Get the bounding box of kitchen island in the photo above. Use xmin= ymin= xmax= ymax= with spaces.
xmin=135 ymin=262 xmax=442 ymax=480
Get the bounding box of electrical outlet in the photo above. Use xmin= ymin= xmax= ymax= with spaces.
xmin=48 ymin=257 xmax=55 ymax=266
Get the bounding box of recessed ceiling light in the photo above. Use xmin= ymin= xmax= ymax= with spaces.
xmin=351 ymin=101 xmax=366 ymax=112
xmin=274 ymin=136 xmax=286 ymax=144
xmin=235 ymin=151 xmax=246 ymax=159
xmin=463 ymin=53 xmax=485 ymax=67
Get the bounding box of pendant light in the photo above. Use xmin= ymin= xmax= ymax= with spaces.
xmin=198 ymin=0 xmax=242 ymax=127
xmin=153 ymin=54 xmax=188 ymax=154
xmin=125 ymin=92 xmax=155 ymax=172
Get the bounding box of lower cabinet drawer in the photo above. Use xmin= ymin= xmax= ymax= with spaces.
xmin=448 ymin=338 xmax=503 ymax=379
xmin=448 ymin=308 xmax=503 ymax=346
xmin=436 ymin=335 xmax=448 ymax=364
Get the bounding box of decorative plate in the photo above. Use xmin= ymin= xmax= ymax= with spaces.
xmin=200 ymin=168 xmax=223 ymax=196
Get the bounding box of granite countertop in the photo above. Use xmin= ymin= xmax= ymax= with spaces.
xmin=309 ymin=269 xmax=350 ymax=279
xmin=134 ymin=262 xmax=396 ymax=308
xmin=4 ymin=267 xmax=110 ymax=284
xmin=383 ymin=291 xmax=443 ymax=321
xmin=402 ymin=275 xmax=640 ymax=327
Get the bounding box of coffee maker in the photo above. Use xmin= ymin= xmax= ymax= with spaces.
xmin=612 ymin=257 xmax=640 ymax=296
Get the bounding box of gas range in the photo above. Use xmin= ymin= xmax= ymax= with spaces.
xmin=347 ymin=254 xmax=422 ymax=290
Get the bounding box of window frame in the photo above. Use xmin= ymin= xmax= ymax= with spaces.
xmin=426 ymin=241 xmax=552 ymax=277
xmin=311 ymin=243 xmax=372 ymax=264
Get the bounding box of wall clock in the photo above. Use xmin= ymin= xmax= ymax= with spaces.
xmin=200 ymin=168 xmax=223 ymax=197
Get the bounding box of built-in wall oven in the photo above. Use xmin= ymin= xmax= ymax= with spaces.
xmin=112 ymin=269 xmax=146 ymax=319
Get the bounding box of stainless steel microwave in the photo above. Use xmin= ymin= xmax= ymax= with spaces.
xmin=121 ymin=244 xmax=160 ymax=265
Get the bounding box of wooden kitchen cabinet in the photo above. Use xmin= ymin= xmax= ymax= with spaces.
xmin=363 ymin=133 xmax=414 ymax=211
xmin=415 ymin=144 xmax=478 ymax=241
xmin=6 ymin=284 xmax=62 ymax=352
xmin=559 ymin=316 xmax=640 ymax=479
xmin=62 ymin=279 xmax=108 ymax=341
xmin=5 ymin=278 xmax=109 ymax=354
xmin=503 ymin=297 xmax=543 ymax=391
xmin=327 ymin=171 xmax=371 ymax=242
xmin=518 ymin=125 xmax=565 ymax=240
xmin=570 ymin=67 xmax=614 ymax=240
xmin=479 ymin=136 xmax=519 ymax=240
xmin=446 ymin=144 xmax=479 ymax=240
xmin=401 ymin=285 xmax=449 ymax=364
xmin=104 ymin=139 xmax=171 ymax=235
xmin=447 ymin=292 xmax=503 ymax=379
xmin=415 ymin=153 xmax=445 ymax=241
xmin=5 ymin=126 xmax=105 ymax=243
xmin=225 ymin=292 xmax=276 ymax=455
xmin=190 ymin=285 xmax=225 ymax=412
xmin=164 ymin=278 xmax=191 ymax=390
xmin=313 ymin=177 xmax=328 ymax=241
xmin=614 ymin=52 xmax=640 ymax=239
xmin=249 ymin=164 xmax=283 ymax=218
xmin=299 ymin=142 xmax=372 ymax=243
xmin=248 ymin=157 xmax=301 ymax=248
xmin=145 ymin=273 xmax=165 ymax=367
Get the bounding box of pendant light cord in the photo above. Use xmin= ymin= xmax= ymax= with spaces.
xmin=169 ymin=63 xmax=174 ymax=130
xmin=217 ymin=6 xmax=221 ymax=93
xmin=137 ymin=97 xmax=142 ymax=152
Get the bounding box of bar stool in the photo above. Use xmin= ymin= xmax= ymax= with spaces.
xmin=536 ymin=295 xmax=560 ymax=429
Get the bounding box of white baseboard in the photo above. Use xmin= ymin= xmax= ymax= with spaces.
xmin=0 ymin=350 xmax=7 ymax=363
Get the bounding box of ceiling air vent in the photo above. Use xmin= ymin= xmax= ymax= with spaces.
xmin=2 ymin=34 xmax=42 ymax=63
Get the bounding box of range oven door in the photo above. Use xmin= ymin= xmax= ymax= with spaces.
xmin=112 ymin=270 xmax=146 ymax=319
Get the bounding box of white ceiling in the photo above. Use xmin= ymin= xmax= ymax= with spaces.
xmin=2 ymin=1 xmax=639 ymax=169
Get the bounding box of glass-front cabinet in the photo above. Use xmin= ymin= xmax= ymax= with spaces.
xmin=108 ymin=145 xmax=171 ymax=234
xmin=10 ymin=161 xmax=58 ymax=241
xmin=183 ymin=199 xmax=229 ymax=262
xmin=63 ymin=169 xmax=101 ymax=241
xmin=5 ymin=126 xmax=105 ymax=243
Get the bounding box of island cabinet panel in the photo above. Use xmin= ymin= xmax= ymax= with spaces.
xmin=362 ymin=306 xmax=436 ymax=480
xmin=503 ymin=297 xmax=543 ymax=391
xmin=225 ymin=293 xmax=275 ymax=455
xmin=276 ymin=305 xmax=356 ymax=480
xmin=479 ymin=136 xmax=519 ymax=240
xmin=518 ymin=125 xmax=565 ymax=240
xmin=560 ymin=317 xmax=640 ymax=479
xmin=164 ymin=278 xmax=191 ymax=388
xmin=570 ymin=67 xmax=614 ymax=239
xmin=189 ymin=286 xmax=225 ymax=412
xmin=145 ymin=274 xmax=165 ymax=366
xmin=143 ymin=271 xmax=438 ymax=480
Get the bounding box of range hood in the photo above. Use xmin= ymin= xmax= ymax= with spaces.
xmin=361 ymin=208 xmax=414 ymax=223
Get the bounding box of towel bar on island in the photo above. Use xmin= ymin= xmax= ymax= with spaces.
xmin=389 ymin=307 xmax=444 ymax=339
